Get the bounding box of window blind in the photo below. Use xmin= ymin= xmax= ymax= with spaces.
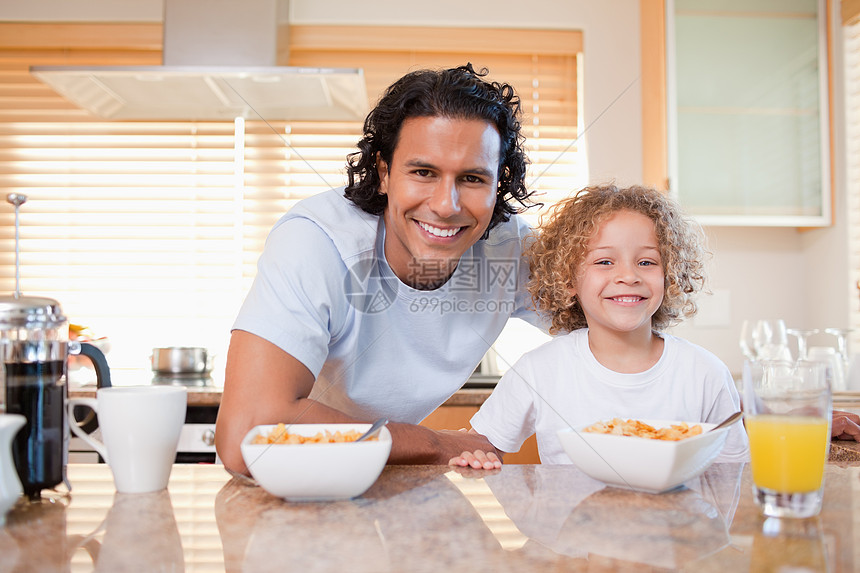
xmin=0 ymin=23 xmax=584 ymax=378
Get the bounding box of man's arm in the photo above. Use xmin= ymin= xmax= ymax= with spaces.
xmin=832 ymin=410 xmax=860 ymax=441
xmin=214 ymin=330 xmax=501 ymax=474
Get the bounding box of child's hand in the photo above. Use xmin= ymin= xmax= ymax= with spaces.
xmin=448 ymin=449 xmax=502 ymax=470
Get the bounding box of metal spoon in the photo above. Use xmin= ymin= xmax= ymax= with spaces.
xmin=711 ymin=411 xmax=743 ymax=432
xmin=356 ymin=417 xmax=388 ymax=442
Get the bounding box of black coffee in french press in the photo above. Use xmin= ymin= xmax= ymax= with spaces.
xmin=0 ymin=296 xmax=69 ymax=498
xmin=0 ymin=297 xmax=112 ymax=500
xmin=1 ymin=194 xmax=111 ymax=499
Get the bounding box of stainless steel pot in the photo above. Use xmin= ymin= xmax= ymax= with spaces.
xmin=151 ymin=347 xmax=213 ymax=375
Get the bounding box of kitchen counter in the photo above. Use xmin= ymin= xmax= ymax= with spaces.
xmin=69 ymin=384 xmax=224 ymax=407
xmin=67 ymin=385 xmax=492 ymax=408
xmin=66 ymin=384 xmax=860 ymax=420
xmin=2 ymin=462 xmax=858 ymax=572
xmin=68 ymin=381 xmax=860 ymax=412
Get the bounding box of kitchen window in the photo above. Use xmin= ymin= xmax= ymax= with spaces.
xmin=667 ymin=0 xmax=831 ymax=226
xmin=0 ymin=22 xmax=583 ymax=379
xmin=846 ymin=15 xmax=860 ymax=354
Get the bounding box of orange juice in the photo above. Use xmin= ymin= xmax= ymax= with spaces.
xmin=746 ymin=415 xmax=829 ymax=493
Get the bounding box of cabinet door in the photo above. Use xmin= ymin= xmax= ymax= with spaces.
xmin=667 ymin=0 xmax=831 ymax=226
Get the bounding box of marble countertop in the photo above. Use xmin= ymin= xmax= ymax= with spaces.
xmin=2 ymin=462 xmax=858 ymax=572
xmin=67 ymin=386 xmax=493 ymax=408
xmin=66 ymin=385 xmax=860 ymax=410
xmin=69 ymin=381 xmax=224 ymax=407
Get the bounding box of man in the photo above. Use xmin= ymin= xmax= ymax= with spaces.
xmin=215 ymin=64 xmax=545 ymax=473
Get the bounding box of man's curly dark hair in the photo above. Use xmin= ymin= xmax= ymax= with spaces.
xmin=344 ymin=64 xmax=535 ymax=237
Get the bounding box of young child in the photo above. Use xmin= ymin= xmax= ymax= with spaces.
xmin=450 ymin=184 xmax=749 ymax=469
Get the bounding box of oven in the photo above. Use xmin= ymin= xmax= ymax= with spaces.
xmin=177 ymin=405 xmax=219 ymax=463
xmin=69 ymin=402 xmax=219 ymax=464
xmin=68 ymin=363 xmax=222 ymax=465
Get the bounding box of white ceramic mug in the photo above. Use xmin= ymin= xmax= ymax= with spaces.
xmin=68 ymin=386 xmax=187 ymax=493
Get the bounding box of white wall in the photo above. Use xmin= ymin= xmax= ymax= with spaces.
xmin=4 ymin=0 xmax=852 ymax=376
xmin=0 ymin=0 xmax=162 ymax=20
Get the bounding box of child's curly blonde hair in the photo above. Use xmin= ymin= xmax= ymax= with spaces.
xmin=526 ymin=184 xmax=708 ymax=335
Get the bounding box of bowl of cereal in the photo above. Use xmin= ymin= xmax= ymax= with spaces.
xmin=557 ymin=418 xmax=730 ymax=494
xmin=240 ymin=423 xmax=392 ymax=501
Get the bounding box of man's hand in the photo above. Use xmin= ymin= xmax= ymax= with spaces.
xmin=832 ymin=410 xmax=860 ymax=441
xmin=379 ymin=425 xmax=501 ymax=465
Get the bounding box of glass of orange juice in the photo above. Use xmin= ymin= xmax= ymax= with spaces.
xmin=742 ymin=359 xmax=831 ymax=518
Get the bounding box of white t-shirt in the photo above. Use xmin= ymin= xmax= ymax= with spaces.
xmin=470 ymin=329 xmax=749 ymax=463
xmin=233 ymin=188 xmax=544 ymax=423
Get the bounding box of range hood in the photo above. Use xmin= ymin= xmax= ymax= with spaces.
xmin=29 ymin=0 xmax=368 ymax=122
xmin=30 ymin=65 xmax=369 ymax=122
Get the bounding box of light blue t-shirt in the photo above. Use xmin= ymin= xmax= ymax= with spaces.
xmin=233 ymin=188 xmax=543 ymax=423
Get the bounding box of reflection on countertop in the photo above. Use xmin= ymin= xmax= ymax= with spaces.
xmin=1 ymin=462 xmax=857 ymax=572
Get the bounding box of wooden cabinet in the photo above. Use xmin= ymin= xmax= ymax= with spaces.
xmin=420 ymin=403 xmax=540 ymax=465
xmin=666 ymin=0 xmax=831 ymax=226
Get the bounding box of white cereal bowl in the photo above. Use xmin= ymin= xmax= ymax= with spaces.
xmin=557 ymin=419 xmax=729 ymax=494
xmin=240 ymin=423 xmax=392 ymax=502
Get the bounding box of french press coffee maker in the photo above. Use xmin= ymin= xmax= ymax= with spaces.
xmin=0 ymin=193 xmax=111 ymax=499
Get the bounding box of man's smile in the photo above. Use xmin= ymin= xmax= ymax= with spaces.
xmin=416 ymin=220 xmax=465 ymax=238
